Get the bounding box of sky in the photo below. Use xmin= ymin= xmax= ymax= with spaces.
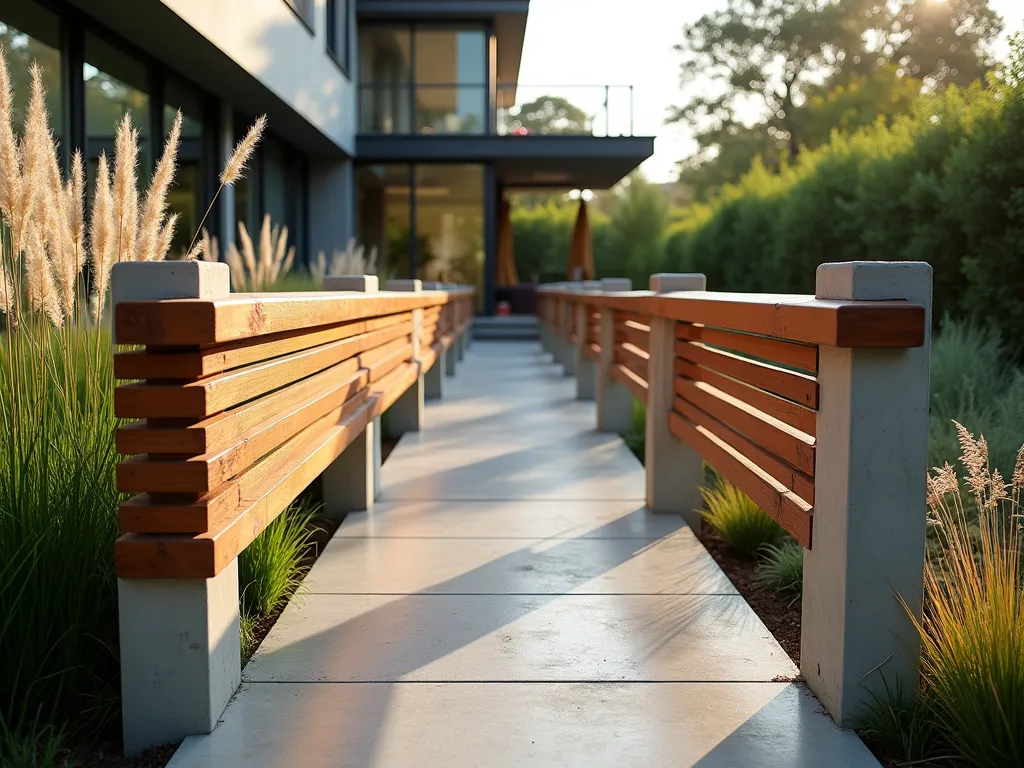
xmin=516 ymin=0 xmax=1024 ymax=183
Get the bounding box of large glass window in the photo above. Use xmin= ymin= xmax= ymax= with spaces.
xmin=164 ymin=78 xmax=206 ymax=257
xmin=414 ymin=165 xmax=483 ymax=292
xmin=414 ymin=29 xmax=486 ymax=134
xmin=85 ymin=33 xmax=151 ymax=179
xmin=0 ymin=5 xmax=62 ymax=140
xmin=359 ymin=24 xmax=486 ymax=135
xmin=359 ymin=26 xmax=411 ymax=133
xmin=357 ymin=163 xmax=483 ymax=300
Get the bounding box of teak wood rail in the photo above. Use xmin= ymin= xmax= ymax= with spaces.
xmin=537 ymin=262 xmax=933 ymax=731
xmin=110 ymin=262 xmax=474 ymax=755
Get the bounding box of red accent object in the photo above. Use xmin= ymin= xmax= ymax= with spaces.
xmin=496 ymin=301 xmax=512 ymax=316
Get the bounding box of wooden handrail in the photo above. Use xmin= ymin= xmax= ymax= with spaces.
xmin=114 ymin=286 xmax=476 ymax=578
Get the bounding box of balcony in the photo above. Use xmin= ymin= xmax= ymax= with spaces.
xmin=358 ymin=83 xmax=636 ymax=137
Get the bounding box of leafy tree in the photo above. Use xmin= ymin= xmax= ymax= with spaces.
xmin=887 ymin=0 xmax=1004 ymax=88
xmin=505 ymin=95 xmax=590 ymax=135
xmin=600 ymin=172 xmax=669 ymax=284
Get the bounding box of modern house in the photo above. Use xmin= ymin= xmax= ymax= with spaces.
xmin=1 ymin=0 xmax=654 ymax=312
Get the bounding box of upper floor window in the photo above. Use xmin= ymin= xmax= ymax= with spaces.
xmin=359 ymin=24 xmax=487 ymax=135
xmin=283 ymin=0 xmax=315 ymax=32
xmin=326 ymin=0 xmax=350 ymax=74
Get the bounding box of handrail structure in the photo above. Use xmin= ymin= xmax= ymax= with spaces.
xmin=537 ymin=262 xmax=933 ymax=730
xmin=109 ymin=262 xmax=474 ymax=755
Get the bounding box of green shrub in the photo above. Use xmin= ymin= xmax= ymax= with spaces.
xmin=859 ymin=679 xmax=945 ymax=765
xmin=239 ymin=502 xmax=318 ymax=618
xmin=0 ymin=717 xmax=67 ymax=768
xmin=699 ymin=475 xmax=782 ymax=557
xmin=624 ymin=399 xmax=645 ymax=461
xmin=755 ymin=541 xmax=803 ymax=601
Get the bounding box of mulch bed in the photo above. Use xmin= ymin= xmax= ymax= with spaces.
xmin=697 ymin=523 xmax=802 ymax=668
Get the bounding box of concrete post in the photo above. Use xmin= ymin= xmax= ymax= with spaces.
xmin=112 ymin=261 xmax=239 ymax=756
xmin=385 ymin=279 xmax=424 ymax=435
xmin=561 ymin=292 xmax=577 ymax=378
xmin=801 ymin=261 xmax=932 ymax=728
xmin=426 ymin=348 xmax=445 ymax=399
xmin=446 ymin=337 xmax=458 ymax=377
xmin=645 ymin=274 xmax=707 ymax=528
xmin=595 ymin=278 xmax=633 ymax=434
xmin=574 ymin=299 xmax=596 ymax=400
xmin=321 ymin=275 xmax=379 ymax=515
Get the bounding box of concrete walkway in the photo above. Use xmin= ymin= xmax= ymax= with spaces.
xmin=169 ymin=342 xmax=879 ymax=767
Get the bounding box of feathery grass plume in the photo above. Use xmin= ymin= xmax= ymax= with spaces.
xmin=224 ymin=240 xmax=246 ymax=291
xmin=185 ymin=115 xmax=266 ymax=257
xmin=237 ymin=221 xmax=256 ymax=285
xmin=903 ymin=425 xmax=1024 ymax=766
xmin=89 ymin=153 xmax=115 ymax=320
xmin=0 ymin=260 xmax=13 ymax=316
xmin=112 ymin=112 xmax=139 ymax=263
xmin=0 ymin=45 xmax=22 ymax=236
xmin=22 ymin=221 xmax=61 ymax=327
xmin=311 ymin=239 xmax=378 ymax=287
xmin=154 ymin=212 xmax=179 ymax=262
xmin=221 ymin=114 xmax=266 ymax=187
xmin=257 ymin=214 xmax=272 ymax=287
xmin=137 ymin=110 xmax=181 ymax=262
xmin=192 ymin=227 xmax=218 ymax=264
xmin=66 ymin=150 xmax=85 ymax=264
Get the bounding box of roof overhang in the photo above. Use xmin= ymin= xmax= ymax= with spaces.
xmin=356 ymin=1 xmax=529 ymax=96
xmin=355 ymin=134 xmax=655 ymax=189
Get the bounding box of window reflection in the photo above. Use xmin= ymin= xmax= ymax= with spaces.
xmin=414 ymin=165 xmax=483 ymax=300
xmin=164 ymin=79 xmax=205 ymax=257
xmin=359 ymin=26 xmax=410 ymax=133
xmin=85 ymin=33 xmax=151 ymax=185
xmin=0 ymin=7 xmax=62 ymax=139
xmin=357 ymin=164 xmax=412 ymax=279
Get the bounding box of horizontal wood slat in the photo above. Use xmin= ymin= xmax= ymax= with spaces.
xmin=116 ymin=398 xmax=378 ymax=578
xmin=675 ymin=358 xmax=816 ymax=437
xmin=116 ymin=292 xmax=451 ymax=346
xmin=674 ymin=379 xmax=816 ymax=476
xmin=675 ymin=397 xmax=814 ymax=505
xmin=583 ymin=342 xmax=600 ymax=361
xmin=676 ymin=340 xmax=818 ymax=408
xmin=114 ymin=312 xmax=412 ymax=381
xmin=621 ymin=320 xmax=650 ymax=351
xmin=669 ymin=412 xmax=812 ymax=548
xmin=611 ymin=362 xmax=648 ymax=404
xmin=677 ymin=323 xmax=817 ymax=373
xmin=616 ymin=342 xmax=649 ymax=381
xmin=115 ymin=320 xmax=411 ymax=419
xmin=580 ymin=291 xmax=926 ymax=348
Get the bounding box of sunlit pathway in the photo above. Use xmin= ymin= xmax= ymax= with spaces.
xmin=168 ymin=341 xmax=879 ymax=767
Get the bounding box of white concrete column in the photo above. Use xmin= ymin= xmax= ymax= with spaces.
xmin=385 ymin=279 xmax=424 ymax=434
xmin=595 ymin=277 xmax=633 ymax=434
xmin=801 ymin=261 xmax=932 ymax=728
xmin=321 ymin=275 xmax=379 ymax=516
xmin=645 ymin=274 xmax=707 ymax=527
xmin=218 ymin=102 xmax=236 ymax=252
xmin=446 ymin=337 xmax=458 ymax=377
xmin=112 ymin=260 xmax=239 ymax=756
xmin=426 ymin=348 xmax=446 ymax=399
xmin=574 ymin=299 xmax=596 ymax=400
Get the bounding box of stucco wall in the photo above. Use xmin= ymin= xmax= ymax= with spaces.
xmin=159 ymin=0 xmax=356 ymax=154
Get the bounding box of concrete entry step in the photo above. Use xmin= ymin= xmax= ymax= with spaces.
xmin=473 ymin=315 xmax=540 ymax=340
xmin=167 ymin=341 xmax=880 ymax=768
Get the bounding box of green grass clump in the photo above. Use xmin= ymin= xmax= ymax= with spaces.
xmin=0 ymin=326 xmax=121 ymax=735
xmin=859 ymin=679 xmax=945 ymax=765
xmin=0 ymin=716 xmax=67 ymax=768
xmin=755 ymin=541 xmax=803 ymax=601
xmin=624 ymin=398 xmax=645 ymax=460
xmin=699 ymin=474 xmax=782 ymax=557
xmin=239 ymin=502 xmax=318 ymax=619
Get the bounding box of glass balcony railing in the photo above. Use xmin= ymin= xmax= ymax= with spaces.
xmin=357 ymin=83 xmax=635 ymax=137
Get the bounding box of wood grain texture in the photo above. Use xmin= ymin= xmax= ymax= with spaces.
xmin=674 ymin=379 xmax=816 ymax=475
xmin=675 ymin=397 xmax=815 ymax=504
xmin=616 ymin=342 xmax=649 ymax=381
xmin=577 ymin=291 xmax=926 ymax=348
xmin=676 ymin=339 xmax=818 ymax=407
xmin=119 ymin=488 xmax=239 ymax=534
xmin=114 ymin=312 xmax=412 ymax=381
xmin=116 ymin=384 xmax=370 ymax=495
xmin=676 ymin=323 xmax=817 ymax=373
xmin=115 ymin=398 xmax=378 ymax=578
xmin=610 ymin=362 xmax=648 ymax=404
xmin=116 ymin=356 xmax=363 ymax=456
xmin=115 ymin=320 xmax=411 ymax=419
xmin=669 ymin=411 xmax=813 ymax=548
xmin=115 ymin=292 xmax=450 ymax=346
xmin=674 ymin=358 xmax=816 ymax=437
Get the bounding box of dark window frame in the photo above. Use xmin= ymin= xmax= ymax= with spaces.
xmin=325 ymin=0 xmax=350 ymax=78
xmin=281 ymin=0 xmax=316 ymax=35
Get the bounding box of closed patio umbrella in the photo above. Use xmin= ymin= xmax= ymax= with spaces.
xmin=566 ymin=199 xmax=594 ymax=281
xmin=496 ymin=197 xmax=519 ymax=286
